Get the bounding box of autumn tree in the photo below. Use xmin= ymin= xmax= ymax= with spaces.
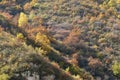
xmin=18 ymin=12 xmax=28 ymax=27
xmin=24 ymin=2 xmax=31 ymax=11
xmin=63 ymin=27 xmax=81 ymax=51
xmin=35 ymin=32 xmax=51 ymax=51
xmin=112 ymin=61 xmax=120 ymax=77
xmin=35 ymin=32 xmax=50 ymax=45
xmin=0 ymin=74 xmax=10 ymax=80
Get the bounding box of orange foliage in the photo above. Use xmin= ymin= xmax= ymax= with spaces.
xmin=27 ymin=26 xmax=47 ymax=34
xmin=104 ymin=47 xmax=114 ymax=54
xmin=63 ymin=27 xmax=81 ymax=45
xmin=0 ymin=25 xmax=4 ymax=32
xmin=33 ymin=16 xmax=44 ymax=25
xmin=0 ymin=11 xmax=13 ymax=20
xmin=26 ymin=26 xmax=47 ymax=39
xmin=88 ymin=56 xmax=103 ymax=69
xmin=53 ymin=5 xmax=58 ymax=10
xmin=24 ymin=2 xmax=31 ymax=11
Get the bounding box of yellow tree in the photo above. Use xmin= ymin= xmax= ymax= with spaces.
xmin=35 ymin=32 xmax=50 ymax=45
xmin=18 ymin=12 xmax=28 ymax=27
xmin=35 ymin=32 xmax=51 ymax=51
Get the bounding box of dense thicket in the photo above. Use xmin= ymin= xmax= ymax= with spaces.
xmin=0 ymin=0 xmax=120 ymax=80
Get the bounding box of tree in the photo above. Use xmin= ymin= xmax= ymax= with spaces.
xmin=0 ymin=74 xmax=10 ymax=80
xmin=63 ymin=27 xmax=81 ymax=51
xmin=24 ymin=2 xmax=31 ymax=11
xmin=35 ymin=32 xmax=51 ymax=52
xmin=112 ymin=61 xmax=120 ymax=77
xmin=18 ymin=12 xmax=28 ymax=27
xmin=35 ymin=32 xmax=50 ymax=45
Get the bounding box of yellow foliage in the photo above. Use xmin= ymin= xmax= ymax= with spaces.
xmin=65 ymin=67 xmax=70 ymax=72
xmin=116 ymin=0 xmax=120 ymax=4
xmin=98 ymin=38 xmax=106 ymax=43
xmin=35 ymin=32 xmax=50 ymax=45
xmin=35 ymin=32 xmax=51 ymax=52
xmin=99 ymin=13 xmax=105 ymax=19
xmin=16 ymin=33 xmax=25 ymax=41
xmin=92 ymin=45 xmax=98 ymax=49
xmin=18 ymin=12 xmax=28 ymax=27
xmin=108 ymin=0 xmax=116 ymax=7
xmin=0 ymin=74 xmax=10 ymax=80
xmin=72 ymin=75 xmax=82 ymax=80
xmin=30 ymin=0 xmax=38 ymax=6
xmin=117 ymin=14 xmax=120 ymax=19
xmin=15 ymin=5 xmax=22 ymax=10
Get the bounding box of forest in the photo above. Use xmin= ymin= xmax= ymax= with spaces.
xmin=0 ymin=0 xmax=120 ymax=80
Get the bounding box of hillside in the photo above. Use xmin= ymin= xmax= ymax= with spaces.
xmin=0 ymin=0 xmax=120 ymax=80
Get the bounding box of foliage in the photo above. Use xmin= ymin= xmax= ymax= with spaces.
xmin=112 ymin=61 xmax=120 ymax=77
xmin=0 ymin=74 xmax=10 ymax=80
xmin=16 ymin=33 xmax=25 ymax=41
xmin=24 ymin=2 xmax=31 ymax=11
xmin=18 ymin=12 xmax=28 ymax=27
xmin=1 ymin=0 xmax=120 ymax=80
xmin=30 ymin=0 xmax=38 ymax=7
xmin=35 ymin=32 xmax=50 ymax=45
xmin=63 ymin=27 xmax=81 ymax=51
